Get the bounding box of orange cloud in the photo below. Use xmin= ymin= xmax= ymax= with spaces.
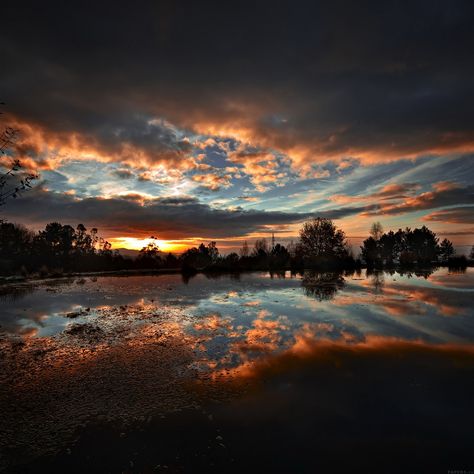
xmin=5 ymin=115 xmax=197 ymax=175
xmin=424 ymin=206 xmax=474 ymax=224
xmin=360 ymin=181 xmax=473 ymax=217
xmin=331 ymin=182 xmax=421 ymax=205
xmin=191 ymin=173 xmax=233 ymax=191
xmin=228 ymin=146 xmax=288 ymax=191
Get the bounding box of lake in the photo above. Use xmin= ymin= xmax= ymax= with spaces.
xmin=1 ymin=268 xmax=474 ymax=473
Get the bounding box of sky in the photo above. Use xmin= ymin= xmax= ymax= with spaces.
xmin=0 ymin=1 xmax=473 ymax=253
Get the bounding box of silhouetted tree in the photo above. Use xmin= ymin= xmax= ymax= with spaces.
xmin=0 ymin=126 xmax=37 ymax=206
xmin=362 ymin=229 xmax=400 ymax=267
xmin=407 ymin=226 xmax=439 ymax=263
xmin=270 ymin=243 xmax=290 ymax=268
xmin=370 ymin=221 xmax=384 ymax=241
xmin=0 ymin=221 xmax=33 ymax=272
xmin=98 ymin=239 xmax=113 ymax=256
xmin=37 ymin=222 xmax=76 ymax=258
xmin=289 ymin=241 xmax=305 ymax=270
xmin=379 ymin=231 xmax=398 ymax=265
xmin=182 ymin=241 xmax=220 ymax=270
xmin=137 ymin=241 xmax=162 ymax=268
xmin=240 ymin=240 xmax=249 ymax=258
xmin=74 ymin=224 xmax=98 ymax=255
xmin=224 ymin=252 xmax=240 ymax=266
xmin=361 ymin=223 xmax=384 ymax=266
xmin=362 ymin=225 xmax=443 ymax=267
xmin=299 ymin=217 xmax=348 ymax=266
xmin=253 ymin=238 xmax=269 ymax=258
xmin=181 ymin=247 xmax=200 ymax=268
xmin=207 ymin=241 xmax=219 ymax=263
xmin=360 ymin=236 xmax=379 ymax=267
xmin=0 ymin=221 xmax=32 ymax=257
xmin=438 ymin=238 xmax=455 ymax=262
xmin=164 ymin=252 xmax=179 ymax=268
xmin=139 ymin=241 xmax=160 ymax=257
xmin=0 ymin=220 xmax=136 ymax=275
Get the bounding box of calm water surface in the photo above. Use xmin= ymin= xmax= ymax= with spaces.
xmin=1 ymin=268 xmax=473 ymax=365
xmin=2 ymin=268 xmax=474 ymax=473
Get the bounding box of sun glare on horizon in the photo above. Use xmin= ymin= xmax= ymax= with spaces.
xmin=109 ymin=237 xmax=184 ymax=253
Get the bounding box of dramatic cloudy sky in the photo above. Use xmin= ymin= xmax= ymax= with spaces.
xmin=1 ymin=1 xmax=473 ymax=252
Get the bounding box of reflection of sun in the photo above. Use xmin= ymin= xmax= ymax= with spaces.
xmin=109 ymin=237 xmax=178 ymax=252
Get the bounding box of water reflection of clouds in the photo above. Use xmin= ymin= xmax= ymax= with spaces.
xmin=428 ymin=270 xmax=473 ymax=289
xmin=1 ymin=270 xmax=473 ymax=364
xmin=2 ymin=270 xmax=474 ymax=444
xmin=2 ymin=269 xmax=473 ymax=474
xmin=187 ymin=269 xmax=474 ymax=371
xmin=231 ymin=333 xmax=474 ymax=385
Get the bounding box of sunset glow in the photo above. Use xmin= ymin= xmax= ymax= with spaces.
xmin=2 ymin=2 xmax=474 ymax=472
xmin=0 ymin=2 xmax=472 ymax=253
xmin=108 ymin=237 xmax=188 ymax=253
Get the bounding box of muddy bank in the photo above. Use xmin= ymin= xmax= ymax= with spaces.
xmin=0 ymin=304 xmax=245 ymax=472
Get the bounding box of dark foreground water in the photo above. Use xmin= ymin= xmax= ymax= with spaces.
xmin=1 ymin=269 xmax=473 ymax=473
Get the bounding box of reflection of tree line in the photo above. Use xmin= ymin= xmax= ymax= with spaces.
xmin=0 ymin=284 xmax=36 ymax=302
xmin=184 ymin=267 xmax=444 ymax=302
xmin=0 ymin=278 xmax=77 ymax=302
xmin=1 ymin=217 xmax=472 ymax=278
xmin=300 ymin=266 xmax=454 ymax=301
xmin=301 ymin=271 xmax=346 ymax=301
xmin=300 ymin=269 xmax=386 ymax=301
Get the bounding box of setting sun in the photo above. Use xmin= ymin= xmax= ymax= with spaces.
xmin=109 ymin=237 xmax=176 ymax=252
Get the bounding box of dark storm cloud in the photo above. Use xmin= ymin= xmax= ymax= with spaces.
xmin=1 ymin=0 xmax=473 ymax=160
xmin=1 ymin=186 xmax=370 ymax=238
xmin=363 ymin=183 xmax=474 ymax=216
xmin=0 ymin=188 xmax=312 ymax=238
xmin=424 ymin=206 xmax=474 ymax=224
xmin=93 ymin=116 xmax=192 ymax=166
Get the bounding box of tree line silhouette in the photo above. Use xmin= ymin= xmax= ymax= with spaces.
xmin=0 ymin=217 xmax=472 ymax=277
xmin=360 ymin=222 xmax=468 ymax=268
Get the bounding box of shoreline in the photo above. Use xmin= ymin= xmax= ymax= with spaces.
xmin=0 ymin=262 xmax=471 ymax=286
